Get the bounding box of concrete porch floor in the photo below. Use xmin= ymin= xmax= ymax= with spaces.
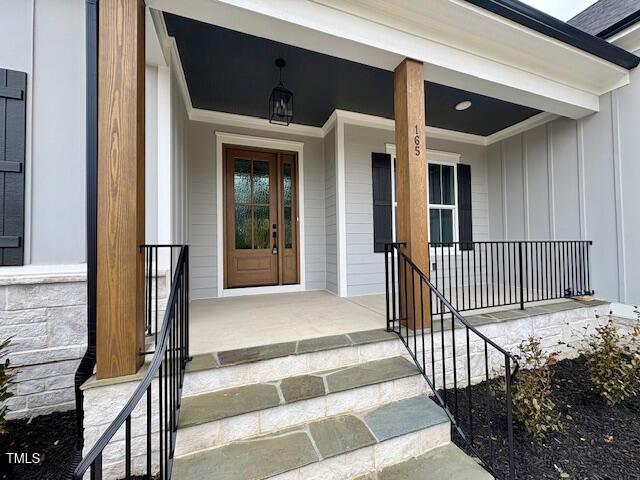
xmin=188 ymin=290 xmax=605 ymax=355
xmin=189 ymin=291 xmax=386 ymax=355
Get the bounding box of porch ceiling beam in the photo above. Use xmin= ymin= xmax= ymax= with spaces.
xmin=394 ymin=58 xmax=430 ymax=329
xmin=147 ymin=0 xmax=629 ymax=119
xmin=97 ymin=0 xmax=146 ymax=379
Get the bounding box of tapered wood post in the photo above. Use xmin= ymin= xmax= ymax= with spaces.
xmin=394 ymin=58 xmax=430 ymax=330
xmin=96 ymin=0 xmax=146 ymax=379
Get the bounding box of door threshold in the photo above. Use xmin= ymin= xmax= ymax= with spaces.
xmin=220 ymin=284 xmax=305 ymax=297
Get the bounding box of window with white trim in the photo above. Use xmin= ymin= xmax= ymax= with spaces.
xmin=428 ymin=163 xmax=457 ymax=244
xmin=386 ymin=149 xmax=458 ymax=246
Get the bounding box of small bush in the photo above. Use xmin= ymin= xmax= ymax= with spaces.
xmin=512 ymin=337 xmax=563 ymax=440
xmin=0 ymin=337 xmax=15 ymax=434
xmin=582 ymin=316 xmax=640 ymax=406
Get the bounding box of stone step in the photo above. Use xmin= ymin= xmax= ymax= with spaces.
xmin=352 ymin=443 xmax=492 ymax=480
xmin=183 ymin=329 xmax=407 ymax=396
xmin=173 ymin=395 xmax=450 ymax=480
xmin=175 ymin=357 xmax=426 ymax=455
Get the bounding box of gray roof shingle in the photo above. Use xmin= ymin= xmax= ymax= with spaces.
xmin=568 ymin=0 xmax=640 ymax=37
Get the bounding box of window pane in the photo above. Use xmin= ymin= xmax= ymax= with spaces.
xmin=428 ymin=164 xmax=441 ymax=204
xmin=283 ymin=163 xmax=292 ymax=206
xmin=442 ymin=165 xmax=454 ymax=205
xmin=253 ymin=205 xmax=270 ymax=249
xmin=252 ymin=160 xmax=270 ymax=204
xmin=429 ymin=209 xmax=441 ymax=244
xmin=235 ymin=205 xmax=252 ymax=249
xmin=441 ymin=209 xmax=453 ymax=244
xmin=284 ymin=206 xmax=292 ymax=248
xmin=233 ymin=159 xmax=251 ymax=204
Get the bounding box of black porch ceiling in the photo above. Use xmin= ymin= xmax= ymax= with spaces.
xmin=164 ymin=13 xmax=540 ymax=137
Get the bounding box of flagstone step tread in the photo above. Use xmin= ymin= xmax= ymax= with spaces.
xmin=351 ymin=443 xmax=493 ymax=480
xmin=186 ymin=329 xmax=398 ymax=373
xmin=179 ymin=356 xmax=419 ymax=428
xmin=173 ymin=395 xmax=449 ymax=480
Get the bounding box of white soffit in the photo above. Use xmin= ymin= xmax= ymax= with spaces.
xmin=147 ymin=0 xmax=631 ymax=119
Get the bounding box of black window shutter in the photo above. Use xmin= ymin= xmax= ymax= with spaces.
xmin=0 ymin=68 xmax=26 ymax=266
xmin=457 ymin=163 xmax=473 ymax=251
xmin=371 ymin=152 xmax=392 ymax=253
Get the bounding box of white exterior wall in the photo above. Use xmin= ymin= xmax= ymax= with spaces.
xmin=487 ymin=60 xmax=640 ymax=305
xmin=343 ymin=124 xmax=491 ymax=296
xmin=186 ymin=122 xmax=326 ymax=299
xmin=0 ymin=0 xmax=89 ymax=418
xmin=0 ymin=0 xmax=86 ymax=265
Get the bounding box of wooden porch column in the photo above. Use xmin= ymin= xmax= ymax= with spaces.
xmin=96 ymin=0 xmax=145 ymax=379
xmin=394 ymin=58 xmax=430 ymax=329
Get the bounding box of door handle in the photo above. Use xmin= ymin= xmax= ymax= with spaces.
xmin=272 ymin=224 xmax=278 ymax=254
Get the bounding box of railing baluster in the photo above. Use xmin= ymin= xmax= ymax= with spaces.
xmin=125 ymin=416 xmax=132 ymax=480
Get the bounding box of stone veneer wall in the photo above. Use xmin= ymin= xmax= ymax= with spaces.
xmin=0 ymin=268 xmax=87 ymax=419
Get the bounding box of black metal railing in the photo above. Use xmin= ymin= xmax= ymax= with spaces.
xmin=144 ymin=245 xmax=187 ymax=350
xmin=428 ymin=240 xmax=593 ymax=314
xmin=385 ymin=242 xmax=518 ymax=480
xmin=73 ymin=245 xmax=189 ymax=480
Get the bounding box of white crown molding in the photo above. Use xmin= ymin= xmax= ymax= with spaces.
xmin=187 ymin=107 xmax=558 ymax=147
xmin=190 ymin=108 xmax=324 ymax=137
xmin=485 ymin=112 xmax=559 ymax=145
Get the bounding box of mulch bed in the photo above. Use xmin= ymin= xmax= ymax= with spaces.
xmin=445 ymin=356 xmax=640 ymax=480
xmin=0 ymin=410 xmax=78 ymax=480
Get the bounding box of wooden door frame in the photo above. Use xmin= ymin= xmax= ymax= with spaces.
xmin=215 ymin=132 xmax=306 ymax=297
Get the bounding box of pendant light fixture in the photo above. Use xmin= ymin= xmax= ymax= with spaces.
xmin=269 ymin=58 xmax=294 ymax=126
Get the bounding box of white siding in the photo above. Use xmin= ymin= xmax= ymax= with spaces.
xmin=343 ymin=125 xmax=490 ymax=296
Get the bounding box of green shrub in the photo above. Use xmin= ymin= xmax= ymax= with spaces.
xmin=582 ymin=316 xmax=640 ymax=406
xmin=512 ymin=337 xmax=563 ymax=440
xmin=0 ymin=337 xmax=15 ymax=434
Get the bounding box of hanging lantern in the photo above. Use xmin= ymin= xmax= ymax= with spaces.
xmin=269 ymin=58 xmax=293 ymax=126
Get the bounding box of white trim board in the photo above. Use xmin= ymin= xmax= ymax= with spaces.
xmin=190 ymin=108 xmax=558 ymax=147
xmin=215 ymin=132 xmax=306 ymax=298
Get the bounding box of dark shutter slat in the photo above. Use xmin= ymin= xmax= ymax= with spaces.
xmin=0 ymin=86 xmax=23 ymax=100
xmin=0 ymin=68 xmax=26 ymax=266
xmin=371 ymin=152 xmax=392 ymax=253
xmin=457 ymin=163 xmax=473 ymax=251
xmin=0 ymin=162 xmax=22 ymax=173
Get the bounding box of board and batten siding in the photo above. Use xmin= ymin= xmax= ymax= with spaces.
xmin=187 ymin=122 xmax=326 ymax=299
xmin=343 ymin=124 xmax=491 ymax=297
xmin=487 ymin=63 xmax=640 ymax=305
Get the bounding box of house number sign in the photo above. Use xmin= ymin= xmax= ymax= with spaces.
xmin=414 ymin=125 xmax=421 ymax=156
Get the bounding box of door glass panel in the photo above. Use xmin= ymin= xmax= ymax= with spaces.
xmin=235 ymin=205 xmax=252 ymax=249
xmin=283 ymin=164 xmax=292 ymax=206
xmin=284 ymin=206 xmax=292 ymax=248
xmin=254 ymin=205 xmax=270 ymax=249
xmin=234 ymin=159 xmax=251 ymax=204
xmin=252 ymin=161 xmax=270 ymax=204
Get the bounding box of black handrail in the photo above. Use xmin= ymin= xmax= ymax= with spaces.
xmin=428 ymin=240 xmax=593 ymax=314
xmin=385 ymin=242 xmax=519 ymax=480
xmin=73 ymin=245 xmax=189 ymax=480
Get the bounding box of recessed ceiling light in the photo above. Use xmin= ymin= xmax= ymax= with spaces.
xmin=455 ymin=101 xmax=472 ymax=111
